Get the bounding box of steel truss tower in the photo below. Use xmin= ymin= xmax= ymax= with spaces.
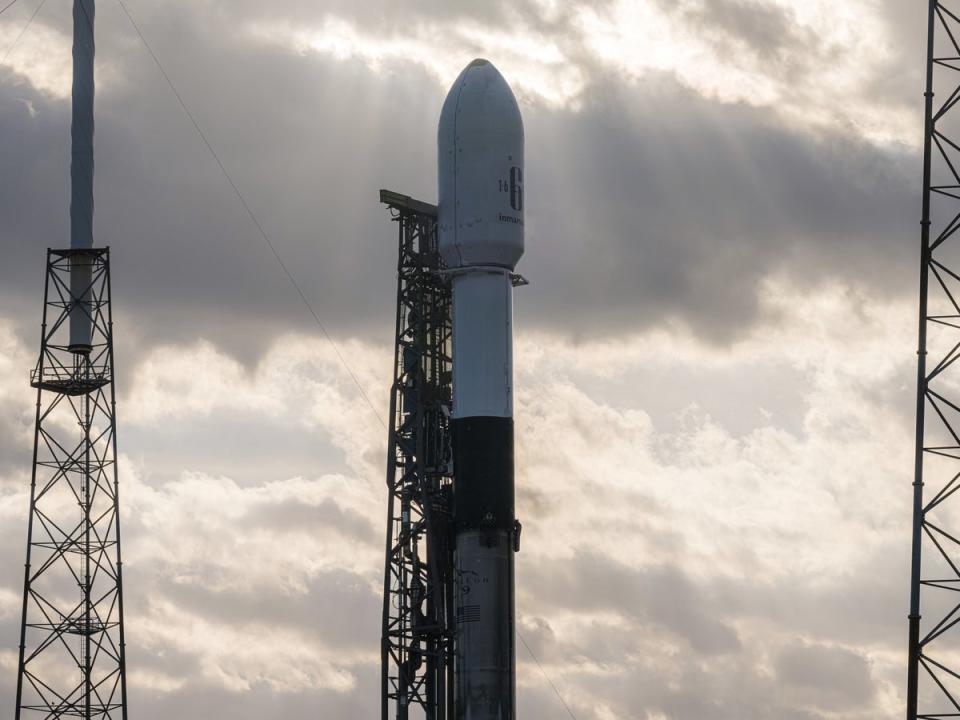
xmin=907 ymin=2 xmax=960 ymax=717
xmin=380 ymin=190 xmax=456 ymax=720
xmin=15 ymin=248 xmax=129 ymax=719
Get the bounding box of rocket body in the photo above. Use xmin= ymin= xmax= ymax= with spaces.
xmin=438 ymin=59 xmax=524 ymax=720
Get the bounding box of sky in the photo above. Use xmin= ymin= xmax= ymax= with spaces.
xmin=0 ymin=0 xmax=941 ymax=718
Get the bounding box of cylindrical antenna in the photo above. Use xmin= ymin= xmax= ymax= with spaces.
xmin=69 ymin=0 xmax=95 ymax=354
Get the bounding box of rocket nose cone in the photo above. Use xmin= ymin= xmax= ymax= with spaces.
xmin=437 ymin=57 xmax=524 ymax=269
xmin=439 ymin=59 xmax=522 ymax=132
xmin=457 ymin=58 xmax=508 ymax=90
xmin=444 ymin=58 xmax=512 ymax=96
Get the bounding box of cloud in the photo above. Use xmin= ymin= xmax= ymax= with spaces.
xmin=0 ymin=0 xmax=920 ymax=357
xmin=0 ymin=2 xmax=934 ymax=718
xmin=528 ymin=552 xmax=743 ymax=655
xmin=0 ymin=275 xmax=919 ymax=717
xmin=775 ymin=641 xmax=876 ymax=709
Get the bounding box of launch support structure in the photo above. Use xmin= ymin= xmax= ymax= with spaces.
xmin=906 ymin=2 xmax=960 ymax=718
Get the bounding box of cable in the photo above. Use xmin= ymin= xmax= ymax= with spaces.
xmin=518 ymin=631 xmax=580 ymax=720
xmin=0 ymin=0 xmax=21 ymax=17
xmin=113 ymin=0 xmax=385 ymax=430
xmin=1 ymin=0 xmax=45 ymax=65
xmin=114 ymin=4 xmax=578 ymax=717
xmin=509 ymin=256 xmax=576 ymax=718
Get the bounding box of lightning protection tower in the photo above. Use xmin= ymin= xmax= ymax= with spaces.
xmin=906 ymin=2 xmax=960 ymax=717
xmin=379 ymin=189 xmax=456 ymax=720
xmin=15 ymin=2 xmax=129 ymax=717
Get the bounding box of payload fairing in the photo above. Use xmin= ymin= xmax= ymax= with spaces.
xmin=438 ymin=58 xmax=524 ymax=720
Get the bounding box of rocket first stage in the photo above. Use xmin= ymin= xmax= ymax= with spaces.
xmin=438 ymin=59 xmax=524 ymax=720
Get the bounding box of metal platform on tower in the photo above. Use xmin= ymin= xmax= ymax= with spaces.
xmin=379 ymin=189 xmax=456 ymax=720
xmin=29 ymin=249 xmax=113 ymax=396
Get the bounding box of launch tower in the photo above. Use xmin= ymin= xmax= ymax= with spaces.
xmin=379 ymin=190 xmax=456 ymax=720
xmin=15 ymin=2 xmax=129 ymax=717
xmin=907 ymin=1 xmax=960 ymax=717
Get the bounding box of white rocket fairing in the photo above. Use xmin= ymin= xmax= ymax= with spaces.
xmin=438 ymin=58 xmax=524 ymax=273
xmin=438 ymin=58 xmax=524 ymax=720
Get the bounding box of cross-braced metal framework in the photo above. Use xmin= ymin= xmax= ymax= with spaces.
xmin=379 ymin=191 xmax=455 ymax=720
xmin=15 ymin=248 xmax=128 ymax=719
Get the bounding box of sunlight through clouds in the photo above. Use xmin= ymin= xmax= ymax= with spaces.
xmin=243 ymin=0 xmax=916 ymax=145
xmin=0 ymin=0 xmax=929 ymax=716
xmin=0 ymin=11 xmax=122 ymax=100
xmin=246 ymin=16 xmax=588 ymax=109
xmin=0 ymin=19 xmax=73 ymax=98
xmin=578 ymin=0 xmax=914 ymax=145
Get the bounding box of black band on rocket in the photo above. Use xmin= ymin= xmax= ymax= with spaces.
xmin=452 ymin=417 xmax=514 ymax=531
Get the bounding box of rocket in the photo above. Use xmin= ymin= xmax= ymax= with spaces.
xmin=438 ymin=59 xmax=524 ymax=720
